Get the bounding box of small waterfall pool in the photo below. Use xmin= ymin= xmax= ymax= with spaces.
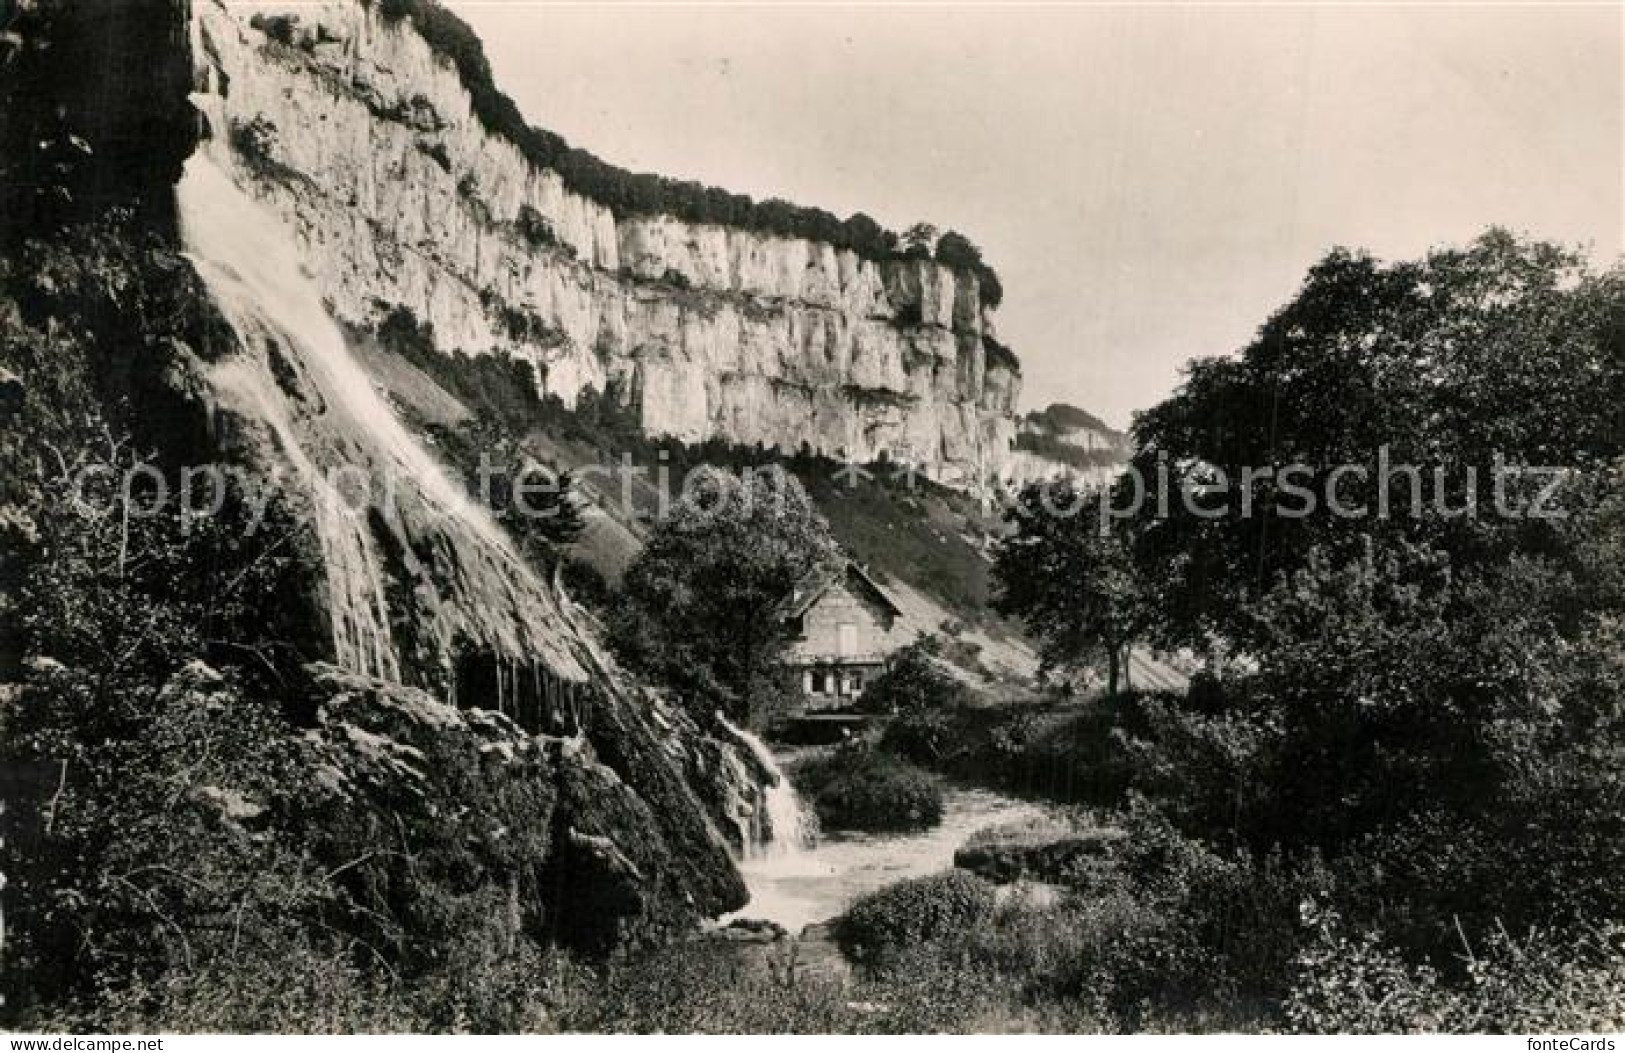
xmin=728 ymin=781 xmax=1051 ymax=935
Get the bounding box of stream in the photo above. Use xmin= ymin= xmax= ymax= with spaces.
xmin=728 ymin=784 xmax=1052 ymax=934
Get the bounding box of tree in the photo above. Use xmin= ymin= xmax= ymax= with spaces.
xmin=933 ymin=230 xmax=984 ymax=271
xmin=932 ymin=230 xmax=1006 ymax=308
xmin=1129 ymin=230 xmax=1625 ymax=649
xmin=899 ymin=222 xmax=938 ymax=259
xmin=992 ymin=480 xmax=1151 ymax=696
xmin=856 ymin=636 xmax=968 ymax=715
xmin=609 ymin=465 xmax=841 ymax=725
xmin=839 ymin=212 xmax=894 ymax=256
xmin=472 ymin=431 xmax=587 ymax=557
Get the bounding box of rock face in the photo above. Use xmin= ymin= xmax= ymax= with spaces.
xmin=998 ymin=402 xmax=1132 ymax=490
xmin=303 ymin=664 xmax=750 ymax=954
xmin=1 ymin=1 xmax=769 ymax=951
xmin=189 ymin=0 xmax=1022 ymax=478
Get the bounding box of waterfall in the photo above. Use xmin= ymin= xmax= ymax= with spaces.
xmin=718 ymin=715 xmax=815 ymax=859
xmin=175 ymin=101 xmax=529 ymax=682
xmin=177 ymin=154 xmax=409 ymax=681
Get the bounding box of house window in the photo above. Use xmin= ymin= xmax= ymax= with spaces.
xmin=810 ymin=670 xmax=831 ymax=695
xmin=838 ymin=623 xmax=859 ymax=657
xmin=847 ymin=670 xmax=865 ymax=695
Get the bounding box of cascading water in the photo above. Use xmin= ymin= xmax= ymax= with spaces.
xmin=175 ymin=71 xmax=577 ymax=685
xmin=718 ymin=715 xmax=815 ymax=860
xmin=178 ymin=156 xmax=407 ymax=681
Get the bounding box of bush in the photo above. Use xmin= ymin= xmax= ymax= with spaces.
xmin=837 ymin=871 xmax=996 ymax=962
xmin=1285 ymin=912 xmax=1625 ymax=1034
xmin=880 ymin=706 xmax=958 ymax=766
xmin=856 ymin=636 xmax=967 ymax=715
xmin=515 ymin=204 xmax=559 ymax=250
xmin=560 ymin=554 xmax=613 ymax=611
xmin=249 ymin=13 xmax=301 ymax=47
xmin=881 ymin=694 xmax=1165 ymax=807
xmin=229 ymin=116 xmax=278 ymax=168
xmin=792 ymin=748 xmax=943 ymax=833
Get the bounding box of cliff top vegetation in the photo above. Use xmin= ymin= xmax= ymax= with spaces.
xmin=364 ymin=0 xmax=1006 ymax=308
xmin=1026 ymin=402 xmax=1119 ymax=437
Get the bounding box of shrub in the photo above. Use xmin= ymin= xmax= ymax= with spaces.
xmin=856 ymin=636 xmax=967 ymax=715
xmin=792 ymin=748 xmax=943 ymax=833
xmin=249 ymin=13 xmax=301 ymax=48
xmin=881 ymin=706 xmax=958 ymax=766
xmin=881 ymin=694 xmax=1162 ymax=807
xmin=1285 ymin=912 xmax=1625 ymax=1034
xmin=515 ymin=204 xmax=559 ymax=250
xmin=837 ymin=870 xmax=996 ymax=962
xmin=229 ymin=116 xmax=278 ymax=168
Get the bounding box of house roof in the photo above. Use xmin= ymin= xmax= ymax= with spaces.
xmin=775 ymin=562 xmax=904 ymax=621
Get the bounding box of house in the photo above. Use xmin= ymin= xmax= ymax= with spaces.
xmin=777 ymin=562 xmax=910 ymax=709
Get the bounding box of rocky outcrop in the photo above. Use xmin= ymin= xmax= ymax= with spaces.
xmin=0 ymin=0 xmax=836 ymax=972
xmin=188 ymin=0 xmax=1022 ymax=477
xmin=954 ymin=822 xmax=1128 ymax=886
xmin=998 ymin=402 xmax=1132 ymax=489
xmin=304 ymin=664 xmax=750 ymax=954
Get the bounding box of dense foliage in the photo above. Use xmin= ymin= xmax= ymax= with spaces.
xmin=993 ymin=482 xmax=1152 ymax=694
xmin=609 ymin=465 xmax=841 ymax=724
xmin=837 ymin=871 xmax=996 ymax=962
xmin=1129 ymin=230 xmax=1624 ymax=647
xmin=790 ymin=747 xmax=944 ymax=833
xmin=941 ymin=231 xmax=1625 ymax=1028
xmin=854 ymin=636 xmax=969 ymax=716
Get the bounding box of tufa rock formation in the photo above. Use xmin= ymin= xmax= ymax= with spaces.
xmin=1 ymin=0 xmax=774 ymax=954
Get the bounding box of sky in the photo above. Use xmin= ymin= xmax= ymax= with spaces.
xmin=447 ymin=1 xmax=1621 ymax=430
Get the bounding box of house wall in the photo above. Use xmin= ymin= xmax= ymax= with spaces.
xmin=789 ymin=577 xmax=916 ymax=708
xmin=788 ymin=580 xmax=911 ymax=665
xmin=801 ymin=662 xmax=885 ymax=708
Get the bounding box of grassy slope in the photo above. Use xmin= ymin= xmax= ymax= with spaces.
xmin=351 ymin=339 xmax=1040 ymax=687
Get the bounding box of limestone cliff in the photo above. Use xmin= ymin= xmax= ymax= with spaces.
xmin=191 ymin=0 xmax=1021 ymax=476
xmin=998 ymin=403 xmax=1132 ymax=490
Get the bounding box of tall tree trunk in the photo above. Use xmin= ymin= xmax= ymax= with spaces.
xmin=1106 ymin=648 xmax=1120 ymax=697
xmin=1121 ymin=645 xmax=1134 ymax=693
